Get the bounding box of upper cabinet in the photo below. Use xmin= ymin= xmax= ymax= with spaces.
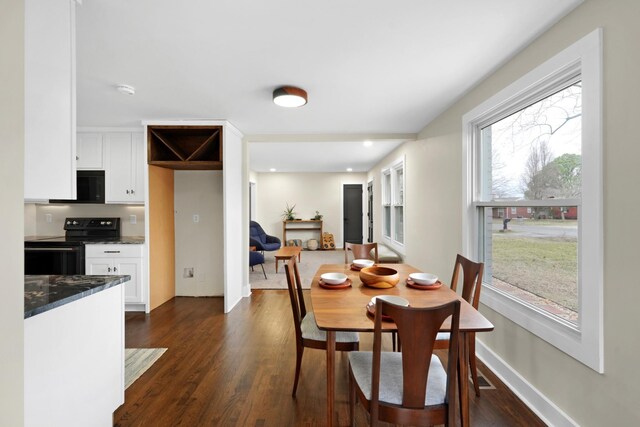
xmin=105 ymin=133 xmax=145 ymax=204
xmin=76 ymin=133 xmax=104 ymax=170
xmin=24 ymin=0 xmax=78 ymax=200
xmin=147 ymin=125 xmax=223 ymax=170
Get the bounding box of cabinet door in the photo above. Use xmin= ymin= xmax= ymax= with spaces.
xmin=77 ymin=133 xmax=104 ymax=169
xmin=24 ymin=0 xmax=77 ymax=200
xmin=86 ymin=258 xmax=114 ymax=275
xmin=130 ymin=133 xmax=145 ymax=203
xmin=105 ymin=133 xmax=133 ymax=203
xmin=115 ymin=258 xmax=143 ymax=303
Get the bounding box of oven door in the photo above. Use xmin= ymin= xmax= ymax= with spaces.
xmin=24 ymin=244 xmax=85 ymax=275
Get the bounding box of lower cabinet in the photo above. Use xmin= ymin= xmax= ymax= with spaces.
xmin=86 ymin=244 xmax=144 ymax=309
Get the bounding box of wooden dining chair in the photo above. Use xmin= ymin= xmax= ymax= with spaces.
xmin=435 ymin=254 xmax=484 ymax=396
xmin=344 ymin=242 xmax=379 ymax=264
xmin=284 ymin=256 xmax=360 ymax=397
xmin=348 ymin=299 xmax=461 ymax=426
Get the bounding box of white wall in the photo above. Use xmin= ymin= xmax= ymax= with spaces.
xmin=0 ymin=0 xmax=24 ymax=424
xmin=255 ymin=172 xmax=368 ymax=248
xmin=370 ymin=0 xmax=640 ymax=424
xmin=30 ymin=204 xmax=145 ymax=236
xmin=24 ymin=203 xmax=36 ymax=235
xmin=174 ymin=171 xmax=224 ymax=296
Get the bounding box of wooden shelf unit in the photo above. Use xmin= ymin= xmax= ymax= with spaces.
xmin=147 ymin=125 xmax=223 ymax=170
xmin=282 ymin=220 xmax=323 ymax=246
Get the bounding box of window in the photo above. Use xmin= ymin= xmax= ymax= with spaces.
xmin=381 ymin=158 xmax=405 ymax=248
xmin=462 ymin=29 xmax=603 ymax=372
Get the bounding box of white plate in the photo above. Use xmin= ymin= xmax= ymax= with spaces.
xmin=321 ymin=272 xmax=348 ymax=285
xmin=353 ymin=258 xmax=374 ymax=268
xmin=371 ymin=295 xmax=409 ymax=307
xmin=409 ymin=272 xmax=438 ymax=285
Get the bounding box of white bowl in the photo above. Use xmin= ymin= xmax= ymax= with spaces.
xmin=321 ymin=272 xmax=348 ymax=285
xmin=353 ymin=259 xmax=374 ymax=268
xmin=409 ymin=272 xmax=438 ymax=285
xmin=371 ymin=295 xmax=410 ymax=307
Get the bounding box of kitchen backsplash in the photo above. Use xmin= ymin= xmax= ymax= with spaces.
xmin=25 ymin=203 xmax=145 ymax=236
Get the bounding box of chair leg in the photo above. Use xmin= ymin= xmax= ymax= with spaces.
xmin=260 ymin=263 xmax=267 ymax=279
xmin=469 ymin=334 xmax=481 ymax=397
xmin=349 ymin=371 xmax=356 ymax=427
xmin=292 ymin=344 xmax=304 ymax=397
xmin=392 ymin=331 xmax=396 ymax=352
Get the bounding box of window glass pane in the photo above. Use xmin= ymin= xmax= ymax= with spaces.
xmin=383 ymin=206 xmax=391 ymax=237
xmin=394 ymin=206 xmax=403 ymax=243
xmin=395 ymin=167 xmax=403 ymax=205
xmin=482 ymin=83 xmax=582 ymax=201
xmin=383 ymin=172 xmax=391 ymax=205
xmin=483 ymin=206 xmax=578 ymax=324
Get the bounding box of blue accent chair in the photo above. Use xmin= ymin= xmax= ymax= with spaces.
xmin=249 ymin=250 xmax=267 ymax=279
xmin=250 ymin=221 xmax=281 ymax=252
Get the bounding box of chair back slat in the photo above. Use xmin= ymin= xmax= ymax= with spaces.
xmin=344 ymin=242 xmax=379 ymax=263
xmin=373 ymin=299 xmax=460 ymax=409
xmin=450 ymin=254 xmax=484 ymax=309
xmin=284 ymin=257 xmax=304 ymax=340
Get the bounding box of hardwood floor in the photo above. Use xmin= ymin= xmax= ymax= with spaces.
xmin=115 ymin=291 xmax=545 ymax=426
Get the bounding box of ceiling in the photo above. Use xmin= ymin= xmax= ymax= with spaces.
xmin=76 ymin=0 xmax=581 ymax=171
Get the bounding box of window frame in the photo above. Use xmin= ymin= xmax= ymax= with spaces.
xmin=462 ymin=29 xmax=603 ymax=372
xmin=381 ymin=157 xmax=406 ymax=252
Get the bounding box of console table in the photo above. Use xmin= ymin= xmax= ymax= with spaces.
xmin=282 ymin=220 xmax=323 ymax=246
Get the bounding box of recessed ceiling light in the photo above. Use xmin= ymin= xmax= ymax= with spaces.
xmin=346 ymin=168 xmax=353 ymax=172
xmin=116 ymin=84 xmax=135 ymax=96
xmin=363 ymin=140 xmax=373 ymax=147
xmin=269 ymin=168 xmax=277 ymax=172
xmin=273 ymin=86 xmax=307 ymax=108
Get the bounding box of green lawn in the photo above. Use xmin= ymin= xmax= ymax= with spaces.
xmin=491 ymin=233 xmax=578 ymax=311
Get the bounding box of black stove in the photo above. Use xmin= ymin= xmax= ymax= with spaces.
xmin=25 ymin=217 xmax=122 ymax=275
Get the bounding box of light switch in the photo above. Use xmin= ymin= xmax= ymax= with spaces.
xmin=193 ymin=214 xmax=199 ymax=223
xmin=129 ymin=215 xmax=137 ymax=224
xmin=45 ymin=214 xmax=52 ymax=223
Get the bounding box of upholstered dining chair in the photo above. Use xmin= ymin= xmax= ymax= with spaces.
xmin=348 ymin=299 xmax=461 ymax=427
xmin=284 ymin=257 xmax=360 ymax=397
xmin=344 ymin=242 xmax=379 ymax=264
xmin=435 ymin=254 xmax=484 ymax=396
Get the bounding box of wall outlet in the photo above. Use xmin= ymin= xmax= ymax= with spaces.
xmin=129 ymin=215 xmax=137 ymax=224
xmin=193 ymin=214 xmax=199 ymax=223
xmin=45 ymin=214 xmax=52 ymax=223
xmin=183 ymin=267 xmax=194 ymax=278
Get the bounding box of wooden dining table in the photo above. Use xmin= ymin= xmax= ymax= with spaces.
xmin=310 ymin=263 xmax=494 ymax=427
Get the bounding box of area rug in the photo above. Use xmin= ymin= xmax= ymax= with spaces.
xmin=250 ymin=249 xmax=346 ymax=290
xmin=125 ymin=348 xmax=167 ymax=389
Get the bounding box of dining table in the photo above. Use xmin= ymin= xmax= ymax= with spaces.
xmin=310 ymin=263 xmax=494 ymax=427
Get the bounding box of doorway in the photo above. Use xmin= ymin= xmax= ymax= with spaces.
xmin=367 ymin=180 xmax=373 ymax=243
xmin=343 ymin=184 xmax=363 ymax=246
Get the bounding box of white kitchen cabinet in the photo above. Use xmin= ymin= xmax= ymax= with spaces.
xmin=24 ymin=0 xmax=78 ymax=200
xmin=105 ymin=133 xmax=145 ymax=203
xmin=76 ymin=133 xmax=104 ymax=169
xmin=86 ymin=244 xmax=145 ymax=309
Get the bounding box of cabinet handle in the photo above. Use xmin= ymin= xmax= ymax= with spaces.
xmin=126 ymin=190 xmax=130 ymax=194
xmin=131 ymin=189 xmax=135 ymax=194
xmin=76 ymin=156 xmax=79 ymax=160
xmin=104 ymin=250 xmax=120 ymax=254
xmin=114 ymin=267 xmax=118 ymax=272
xmin=107 ymin=267 xmax=111 ymax=272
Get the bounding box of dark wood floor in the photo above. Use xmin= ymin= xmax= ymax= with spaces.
xmin=114 ymin=291 xmax=545 ymax=426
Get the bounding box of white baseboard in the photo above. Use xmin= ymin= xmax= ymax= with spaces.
xmin=476 ymin=340 xmax=579 ymax=427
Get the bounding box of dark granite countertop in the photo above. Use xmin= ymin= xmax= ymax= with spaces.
xmin=24 ymin=236 xmax=145 ymax=244
xmin=25 ymin=275 xmax=130 ymax=319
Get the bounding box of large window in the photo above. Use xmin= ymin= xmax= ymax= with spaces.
xmin=381 ymin=159 xmax=405 ymax=248
xmin=463 ymin=30 xmax=603 ymax=372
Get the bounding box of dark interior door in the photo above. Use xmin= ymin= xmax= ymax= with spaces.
xmin=367 ymin=181 xmax=373 ymax=243
xmin=343 ymin=184 xmax=363 ymax=245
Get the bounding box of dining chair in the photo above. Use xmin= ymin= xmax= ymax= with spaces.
xmin=435 ymin=254 xmax=484 ymax=396
xmin=284 ymin=257 xmax=360 ymax=397
xmin=348 ymin=299 xmax=461 ymax=426
xmin=344 ymin=242 xmax=379 ymax=264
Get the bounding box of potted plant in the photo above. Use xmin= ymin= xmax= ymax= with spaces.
xmin=313 ymin=210 xmax=323 ymax=220
xmin=282 ymin=203 xmax=296 ymax=221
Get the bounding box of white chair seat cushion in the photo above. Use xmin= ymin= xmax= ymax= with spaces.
xmin=301 ymin=312 xmax=359 ymax=343
xmin=348 ymin=351 xmax=447 ymax=406
xmin=435 ymin=332 xmax=450 ymax=341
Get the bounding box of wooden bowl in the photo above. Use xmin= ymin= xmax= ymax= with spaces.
xmin=359 ymin=266 xmax=400 ymax=289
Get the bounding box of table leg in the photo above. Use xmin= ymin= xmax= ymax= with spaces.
xmin=326 ymin=330 xmax=336 ymax=427
xmin=459 ymin=331 xmax=470 ymax=427
xmin=275 ymin=258 xmax=280 ymax=273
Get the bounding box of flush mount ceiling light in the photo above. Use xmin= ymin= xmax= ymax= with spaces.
xmin=269 ymin=168 xmax=277 ymax=172
xmin=116 ymin=84 xmax=136 ymax=96
xmin=363 ymin=140 xmax=373 ymax=147
xmin=346 ymin=168 xmax=353 ymax=172
xmin=273 ymin=86 xmax=307 ymax=108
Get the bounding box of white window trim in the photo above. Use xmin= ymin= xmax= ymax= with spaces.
xmin=462 ymin=29 xmax=603 ymax=373
xmin=381 ymin=157 xmax=406 ymax=253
